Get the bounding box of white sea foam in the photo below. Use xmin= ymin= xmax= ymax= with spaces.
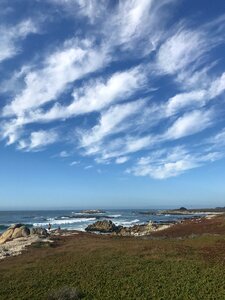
xmin=108 ymin=214 xmax=122 ymax=218
xmin=69 ymin=226 xmax=86 ymax=231
xmin=72 ymin=212 xmax=104 ymax=215
xmin=115 ymin=219 xmax=140 ymax=226
xmin=33 ymin=218 xmax=96 ymax=226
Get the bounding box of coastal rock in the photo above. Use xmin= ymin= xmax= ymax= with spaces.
xmin=81 ymin=209 xmax=105 ymax=214
xmin=116 ymin=224 xmax=149 ymax=236
xmin=0 ymin=224 xmax=30 ymax=244
xmin=116 ymin=221 xmax=164 ymax=236
xmin=9 ymin=223 xmax=24 ymax=230
xmin=31 ymin=227 xmax=48 ymax=237
xmin=85 ymin=219 xmax=175 ymax=237
xmin=12 ymin=226 xmax=30 ymax=239
xmin=85 ymin=220 xmax=119 ymax=233
xmin=0 ymin=228 xmax=14 ymax=244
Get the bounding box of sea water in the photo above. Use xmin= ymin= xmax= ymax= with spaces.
xmin=0 ymin=209 xmax=202 ymax=233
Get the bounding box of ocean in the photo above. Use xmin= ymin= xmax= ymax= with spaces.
xmin=0 ymin=209 xmax=202 ymax=233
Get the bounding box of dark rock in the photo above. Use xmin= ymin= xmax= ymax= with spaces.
xmin=85 ymin=220 xmax=119 ymax=233
xmin=8 ymin=223 xmax=24 ymax=230
xmin=31 ymin=227 xmax=49 ymax=237
xmin=116 ymin=221 xmax=161 ymax=236
xmin=179 ymin=207 xmax=188 ymax=211
xmin=81 ymin=209 xmax=105 ymax=214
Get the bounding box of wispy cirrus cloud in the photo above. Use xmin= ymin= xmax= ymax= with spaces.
xmin=78 ymin=99 xmax=147 ymax=149
xmin=0 ymin=0 xmax=225 ymax=180
xmin=3 ymin=38 xmax=109 ymax=118
xmin=127 ymin=146 xmax=224 ymax=179
xmin=17 ymin=129 xmax=59 ymax=151
xmin=24 ymin=65 xmax=147 ymax=123
xmin=0 ymin=19 xmax=38 ymax=64
xmin=115 ymin=156 xmax=130 ymax=164
xmin=165 ymin=109 xmax=214 ymax=140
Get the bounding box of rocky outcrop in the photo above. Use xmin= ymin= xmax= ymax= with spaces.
xmin=12 ymin=226 xmax=30 ymax=239
xmin=0 ymin=228 xmax=14 ymax=244
xmin=31 ymin=227 xmax=48 ymax=237
xmin=115 ymin=222 xmax=157 ymax=236
xmin=85 ymin=220 xmax=120 ymax=233
xmin=85 ymin=220 xmax=173 ymax=236
xmin=0 ymin=224 xmax=30 ymax=244
xmin=81 ymin=209 xmax=105 ymax=214
xmin=0 ymin=224 xmax=49 ymax=245
xmin=0 ymin=224 xmax=52 ymax=259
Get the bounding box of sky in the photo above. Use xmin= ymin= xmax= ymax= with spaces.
xmin=0 ymin=0 xmax=225 ymax=210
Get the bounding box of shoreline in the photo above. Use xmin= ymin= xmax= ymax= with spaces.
xmin=0 ymin=212 xmax=224 ymax=261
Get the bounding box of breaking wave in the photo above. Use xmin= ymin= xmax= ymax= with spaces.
xmin=115 ymin=219 xmax=140 ymax=226
xmin=33 ymin=218 xmax=96 ymax=226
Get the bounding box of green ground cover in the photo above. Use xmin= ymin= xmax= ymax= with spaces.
xmin=1 ymin=232 xmax=225 ymax=300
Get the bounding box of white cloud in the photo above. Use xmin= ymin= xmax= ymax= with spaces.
xmin=115 ymin=0 xmax=155 ymax=45
xmin=156 ymin=17 xmax=225 ymax=90
xmin=1 ymin=1 xmax=225 ymax=182
xmin=165 ymin=109 xmax=214 ymax=140
xmin=208 ymin=72 xmax=225 ymax=98
xmin=79 ymin=100 xmax=146 ymax=148
xmin=85 ymin=134 xmax=154 ymax=162
xmin=156 ymin=29 xmax=205 ymax=75
xmin=17 ymin=130 xmax=59 ymax=151
xmin=59 ymin=150 xmax=71 ymax=157
xmin=127 ymin=146 xmax=223 ymax=179
xmin=29 ymin=65 xmax=147 ymax=123
xmin=49 ymin=0 xmax=175 ymax=56
xmin=115 ymin=156 xmax=129 ymax=164
xmin=0 ymin=19 xmax=38 ymax=63
xmin=165 ymin=91 xmax=207 ymax=116
xmin=70 ymin=160 xmax=80 ymax=166
xmin=163 ymin=71 xmax=225 ymax=117
xmin=0 ymin=63 xmax=147 ymax=147
xmin=109 ymin=0 xmax=177 ymax=55
xmin=84 ymin=165 xmax=93 ymax=170
xmin=206 ymin=128 xmax=225 ymax=149
xmin=2 ymin=38 xmax=109 ymax=117
xmin=47 ymin=0 xmax=107 ymax=23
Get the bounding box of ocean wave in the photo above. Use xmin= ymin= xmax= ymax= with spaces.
xmin=108 ymin=214 xmax=121 ymax=218
xmin=33 ymin=218 xmax=96 ymax=226
xmin=53 ymin=215 xmax=99 ymax=220
xmin=54 ymin=214 xmax=115 ymax=220
xmin=0 ymin=224 xmax=8 ymax=231
xmin=115 ymin=219 xmax=140 ymax=226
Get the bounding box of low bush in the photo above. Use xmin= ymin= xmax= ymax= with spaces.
xmin=48 ymin=286 xmax=84 ymax=300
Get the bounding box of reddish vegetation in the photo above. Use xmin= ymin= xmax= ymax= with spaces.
xmin=151 ymin=215 xmax=225 ymax=238
xmin=1 ymin=215 xmax=225 ymax=299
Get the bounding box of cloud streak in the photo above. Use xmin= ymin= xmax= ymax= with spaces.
xmin=0 ymin=19 xmax=38 ymax=63
xmin=0 ymin=1 xmax=225 ymax=180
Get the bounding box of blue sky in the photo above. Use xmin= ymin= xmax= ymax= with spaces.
xmin=0 ymin=0 xmax=225 ymax=210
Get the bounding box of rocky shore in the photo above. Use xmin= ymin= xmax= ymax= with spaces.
xmin=0 ymin=224 xmax=51 ymax=260
xmin=0 ymin=219 xmax=177 ymax=260
xmin=0 ymin=212 xmax=221 ymax=261
xmin=85 ymin=219 xmax=174 ymax=236
xmin=138 ymin=207 xmax=225 ymax=216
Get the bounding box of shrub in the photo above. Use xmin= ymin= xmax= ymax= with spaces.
xmin=47 ymin=286 xmax=84 ymax=300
